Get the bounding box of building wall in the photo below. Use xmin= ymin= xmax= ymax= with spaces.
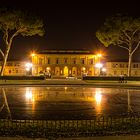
xmin=31 ymin=51 xmax=99 ymax=77
xmin=105 ymin=62 xmax=140 ymax=76
xmin=0 ymin=61 xmax=27 ymax=76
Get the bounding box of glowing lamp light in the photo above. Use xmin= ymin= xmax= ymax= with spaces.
xmin=102 ymin=68 xmax=107 ymax=72
xmin=25 ymin=67 xmax=30 ymax=71
xmin=25 ymin=62 xmax=32 ymax=71
xmin=95 ymin=63 xmax=103 ymax=68
xmin=31 ymin=53 xmax=35 ymax=57
xmin=97 ymin=54 xmax=102 ymax=57
xmin=31 ymin=51 xmax=35 ymax=57
xmin=46 ymin=67 xmax=50 ymax=71
xmin=25 ymin=63 xmax=33 ymax=68
xmin=82 ymin=67 xmax=86 ymax=71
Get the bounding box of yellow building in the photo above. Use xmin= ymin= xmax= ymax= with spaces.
xmin=31 ymin=50 xmax=100 ymax=77
xmin=105 ymin=62 xmax=140 ymax=76
xmin=0 ymin=60 xmax=27 ymax=76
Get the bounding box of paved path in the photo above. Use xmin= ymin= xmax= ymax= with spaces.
xmin=0 ymin=79 xmax=140 ymax=89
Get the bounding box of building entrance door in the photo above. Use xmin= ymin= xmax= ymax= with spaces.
xmin=64 ymin=66 xmax=68 ymax=77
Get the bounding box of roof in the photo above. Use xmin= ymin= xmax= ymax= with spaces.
xmin=38 ymin=50 xmax=95 ymax=55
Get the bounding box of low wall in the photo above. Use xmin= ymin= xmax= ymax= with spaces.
xmin=83 ymin=76 xmax=140 ymax=81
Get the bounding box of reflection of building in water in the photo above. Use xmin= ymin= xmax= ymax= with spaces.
xmin=24 ymin=87 xmax=97 ymax=102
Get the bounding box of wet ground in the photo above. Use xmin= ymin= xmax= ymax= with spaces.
xmin=0 ymin=86 xmax=140 ymax=120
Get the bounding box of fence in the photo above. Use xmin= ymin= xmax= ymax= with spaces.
xmin=0 ymin=116 xmax=140 ymax=138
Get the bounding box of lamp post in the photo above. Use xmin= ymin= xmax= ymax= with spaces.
xmin=25 ymin=62 xmax=33 ymax=75
xmin=101 ymin=68 xmax=107 ymax=76
xmin=95 ymin=63 xmax=103 ymax=76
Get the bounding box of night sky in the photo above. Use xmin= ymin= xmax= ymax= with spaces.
xmin=1 ymin=1 xmax=140 ymax=61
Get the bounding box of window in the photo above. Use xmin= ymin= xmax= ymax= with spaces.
xmin=64 ymin=58 xmax=68 ymax=64
xmin=121 ymin=71 xmax=124 ymax=75
xmin=81 ymin=58 xmax=85 ymax=64
xmin=48 ymin=58 xmax=50 ymax=64
xmin=112 ymin=64 xmax=116 ymax=68
xmin=114 ymin=71 xmax=117 ymax=75
xmin=133 ymin=64 xmax=138 ymax=68
xmin=9 ymin=70 xmax=11 ymax=74
xmin=39 ymin=58 xmax=43 ymax=65
xmin=120 ymin=64 xmax=124 ymax=68
xmin=112 ymin=63 xmax=118 ymax=68
xmin=134 ymin=71 xmax=137 ymax=75
xmin=73 ymin=58 xmax=76 ymax=64
xmin=7 ymin=63 xmax=13 ymax=66
xmin=14 ymin=63 xmax=20 ymax=66
xmin=90 ymin=59 xmax=93 ymax=64
xmin=56 ymin=58 xmax=59 ymax=64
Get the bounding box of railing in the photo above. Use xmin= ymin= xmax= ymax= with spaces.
xmin=0 ymin=116 xmax=140 ymax=138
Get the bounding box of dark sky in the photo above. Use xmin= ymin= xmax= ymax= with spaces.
xmin=1 ymin=0 xmax=140 ymax=61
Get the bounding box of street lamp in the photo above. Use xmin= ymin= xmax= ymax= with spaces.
xmin=25 ymin=62 xmax=33 ymax=75
xmin=97 ymin=53 xmax=102 ymax=58
xmin=95 ymin=63 xmax=103 ymax=76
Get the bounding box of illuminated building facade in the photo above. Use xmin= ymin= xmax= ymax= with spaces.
xmin=105 ymin=62 xmax=140 ymax=76
xmin=0 ymin=60 xmax=27 ymax=76
xmin=31 ymin=50 xmax=100 ymax=77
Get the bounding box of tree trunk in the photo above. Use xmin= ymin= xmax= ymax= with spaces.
xmin=0 ymin=47 xmax=10 ymax=76
xmin=128 ymin=54 xmax=132 ymax=77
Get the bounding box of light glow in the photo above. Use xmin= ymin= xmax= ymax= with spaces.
xmin=97 ymin=54 xmax=102 ymax=57
xmin=95 ymin=63 xmax=103 ymax=68
xmin=25 ymin=62 xmax=33 ymax=71
xmin=102 ymin=68 xmax=106 ymax=72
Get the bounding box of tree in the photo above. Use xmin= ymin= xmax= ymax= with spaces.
xmin=96 ymin=15 xmax=140 ymax=76
xmin=0 ymin=8 xmax=44 ymax=76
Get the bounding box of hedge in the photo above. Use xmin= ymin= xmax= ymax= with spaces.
xmin=0 ymin=76 xmax=45 ymax=80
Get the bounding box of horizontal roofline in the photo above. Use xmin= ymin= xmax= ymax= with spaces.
xmin=38 ymin=50 xmax=95 ymax=54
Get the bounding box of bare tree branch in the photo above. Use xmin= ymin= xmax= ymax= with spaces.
xmin=131 ymin=28 xmax=140 ymax=39
xmin=9 ymin=28 xmax=27 ymax=47
xmin=118 ymin=44 xmax=129 ymax=51
xmin=118 ymin=39 xmax=130 ymax=46
xmin=131 ymin=41 xmax=140 ymax=55
xmin=3 ymin=28 xmax=9 ymax=46
xmin=0 ymin=104 xmax=4 ymax=112
xmin=0 ymin=49 xmax=4 ymax=58
xmin=122 ymin=30 xmax=131 ymax=41
xmin=119 ymin=34 xmax=130 ymax=43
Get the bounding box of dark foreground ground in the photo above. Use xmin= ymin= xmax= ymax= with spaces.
xmin=0 ymin=135 xmax=140 ymax=140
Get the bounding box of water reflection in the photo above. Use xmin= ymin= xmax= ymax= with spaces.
xmin=25 ymin=87 xmax=35 ymax=111
xmin=95 ymin=88 xmax=102 ymax=115
xmin=25 ymin=88 xmax=33 ymax=101
xmin=0 ymin=88 xmax=12 ymax=119
xmin=127 ymin=90 xmax=133 ymax=114
xmin=0 ymin=87 xmax=140 ymax=120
